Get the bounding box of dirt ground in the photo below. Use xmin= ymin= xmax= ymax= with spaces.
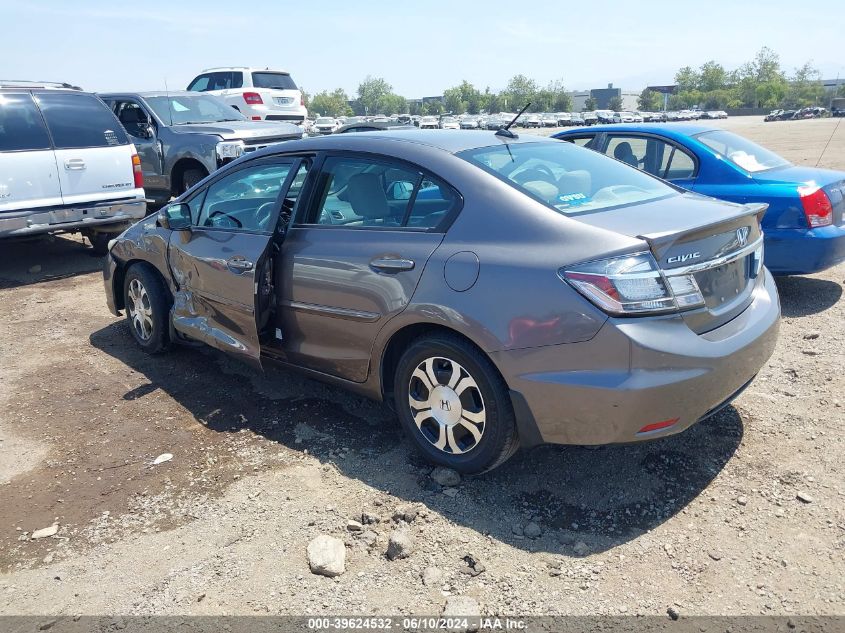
xmin=1 ymin=117 xmax=843 ymax=618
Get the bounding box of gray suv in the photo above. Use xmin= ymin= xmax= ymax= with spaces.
xmin=103 ymin=130 xmax=780 ymax=474
xmin=100 ymin=92 xmax=303 ymax=208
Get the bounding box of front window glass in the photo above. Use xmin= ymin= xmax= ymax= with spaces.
xmin=695 ymin=130 xmax=789 ymax=173
xmin=197 ymin=163 xmax=294 ymax=231
xmin=459 ymin=141 xmax=676 ymax=216
xmin=145 ymin=95 xmax=245 ymax=125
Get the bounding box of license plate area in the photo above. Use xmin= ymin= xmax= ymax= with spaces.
xmin=695 ymin=257 xmax=750 ymax=309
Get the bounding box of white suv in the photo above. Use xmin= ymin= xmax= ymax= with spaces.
xmin=186 ymin=67 xmax=307 ymax=124
xmin=0 ymin=82 xmax=146 ymax=253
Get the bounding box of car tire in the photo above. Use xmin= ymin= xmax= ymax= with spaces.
xmin=394 ymin=333 xmax=518 ymax=474
xmin=88 ymin=231 xmax=119 ymax=256
xmin=182 ymin=168 xmax=207 ymax=194
xmin=123 ymin=263 xmax=171 ymax=354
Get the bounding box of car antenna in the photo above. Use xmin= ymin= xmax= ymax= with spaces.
xmin=164 ymin=77 xmax=174 ymax=126
xmin=496 ymin=102 xmax=531 ymax=139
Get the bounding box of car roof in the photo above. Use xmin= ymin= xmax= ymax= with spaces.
xmin=1 ymin=80 xmax=84 ymax=92
xmin=98 ymin=91 xmax=202 ymax=98
xmin=200 ymin=67 xmax=290 ymax=74
xmin=566 ymin=123 xmax=718 ymax=137
xmin=253 ymin=129 xmax=556 ymax=159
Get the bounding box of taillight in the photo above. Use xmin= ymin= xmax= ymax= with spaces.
xmin=300 ymin=95 xmax=305 ymax=106
xmin=131 ymin=153 xmax=143 ymax=188
xmin=243 ymin=92 xmax=263 ymax=105
xmin=560 ymin=252 xmax=704 ymax=316
xmin=799 ymin=186 xmax=833 ymax=228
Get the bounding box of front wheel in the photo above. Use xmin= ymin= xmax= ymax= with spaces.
xmin=394 ymin=333 xmax=518 ymax=474
xmin=123 ymin=264 xmax=171 ymax=354
xmin=181 ymin=168 xmax=208 ymax=195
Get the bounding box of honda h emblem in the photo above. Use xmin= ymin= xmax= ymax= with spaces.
xmin=736 ymin=226 xmax=749 ymax=247
xmin=440 ymin=400 xmax=451 ymax=411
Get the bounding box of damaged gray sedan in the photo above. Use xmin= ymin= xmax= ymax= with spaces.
xmin=103 ymin=129 xmax=779 ymax=473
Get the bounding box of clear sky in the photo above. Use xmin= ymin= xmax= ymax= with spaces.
xmin=1 ymin=0 xmax=843 ymax=97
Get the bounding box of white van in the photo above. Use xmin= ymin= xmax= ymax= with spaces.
xmin=0 ymin=82 xmax=146 ymax=253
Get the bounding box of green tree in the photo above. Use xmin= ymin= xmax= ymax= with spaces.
xmin=608 ymin=95 xmax=624 ymax=111
xmin=784 ymin=61 xmax=825 ymax=108
xmin=637 ymin=88 xmax=662 ymax=111
xmin=309 ymin=88 xmax=353 ymax=118
xmin=675 ymin=66 xmax=701 ymax=92
xmin=355 ymin=76 xmax=391 ymax=115
xmin=503 ymin=74 xmax=538 ymax=111
xmin=698 ymin=61 xmax=728 ymax=92
xmin=422 ymin=100 xmax=444 ymax=115
xmin=443 ymin=80 xmax=483 ymax=115
xmin=583 ymin=96 xmax=597 ymax=111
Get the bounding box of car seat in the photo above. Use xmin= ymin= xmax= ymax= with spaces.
xmin=613 ymin=142 xmax=638 ymax=167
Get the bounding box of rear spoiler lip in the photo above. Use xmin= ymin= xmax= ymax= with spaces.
xmin=636 ymin=202 xmax=768 ymax=244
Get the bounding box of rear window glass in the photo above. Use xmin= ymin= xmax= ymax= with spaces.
xmin=251 ymin=72 xmax=297 ymax=90
xmin=695 ymin=129 xmax=790 ymax=173
xmin=0 ymin=93 xmax=51 ymax=151
xmin=458 ymin=141 xmax=676 ymax=216
xmin=35 ymin=92 xmax=128 ymax=149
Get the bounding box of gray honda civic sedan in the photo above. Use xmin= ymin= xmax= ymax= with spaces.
xmin=103 ymin=129 xmax=780 ymax=473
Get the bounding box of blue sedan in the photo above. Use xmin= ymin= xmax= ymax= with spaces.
xmin=553 ymin=124 xmax=845 ymax=275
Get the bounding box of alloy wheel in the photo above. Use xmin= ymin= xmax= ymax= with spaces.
xmin=408 ymin=357 xmax=486 ymax=455
xmin=127 ymin=278 xmax=154 ymax=341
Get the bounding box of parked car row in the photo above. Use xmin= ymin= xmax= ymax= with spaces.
xmin=765 ymin=107 xmax=828 ymax=122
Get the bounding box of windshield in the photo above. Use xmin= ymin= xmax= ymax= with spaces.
xmin=251 ymin=72 xmax=297 ymax=90
xmin=316 ymin=117 xmax=334 ymax=124
xmin=145 ymin=95 xmax=246 ymax=125
xmin=459 ymin=141 xmax=676 ymax=216
xmin=695 ymin=130 xmax=790 ymax=173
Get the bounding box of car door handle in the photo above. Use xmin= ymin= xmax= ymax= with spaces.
xmin=226 ymin=256 xmax=254 ymax=272
xmin=64 ymin=158 xmax=86 ymax=170
xmin=370 ymin=257 xmax=415 ymax=272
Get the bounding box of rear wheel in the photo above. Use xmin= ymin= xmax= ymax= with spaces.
xmin=123 ymin=264 xmax=171 ymax=354
xmin=394 ymin=333 xmax=518 ymax=474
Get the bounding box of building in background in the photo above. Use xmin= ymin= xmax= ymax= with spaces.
xmin=568 ymin=84 xmax=639 ymax=111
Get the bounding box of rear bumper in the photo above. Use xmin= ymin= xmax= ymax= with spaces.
xmin=764 ymin=224 xmax=845 ymax=275
xmin=493 ymin=270 xmax=780 ymax=446
xmin=0 ymin=198 xmax=146 ymax=238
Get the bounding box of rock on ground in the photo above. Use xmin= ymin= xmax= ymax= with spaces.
xmin=386 ymin=528 xmax=413 ymax=560
xmin=430 ymin=466 xmax=461 ymax=487
xmin=307 ymin=534 xmax=346 ymax=577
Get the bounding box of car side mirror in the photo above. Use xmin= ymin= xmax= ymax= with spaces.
xmin=158 ymin=203 xmax=191 ymax=231
xmin=388 ymin=180 xmax=414 ymax=201
xmin=137 ymin=123 xmax=154 ymax=139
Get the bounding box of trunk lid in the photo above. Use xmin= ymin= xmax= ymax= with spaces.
xmin=752 ymin=165 xmax=845 ymax=226
xmin=575 ymin=193 xmax=765 ymax=333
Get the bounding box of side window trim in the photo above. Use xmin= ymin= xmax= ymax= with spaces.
xmin=191 ymin=157 xmax=301 ymax=234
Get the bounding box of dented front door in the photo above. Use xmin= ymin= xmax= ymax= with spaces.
xmin=167 ymin=158 xmax=300 ymax=368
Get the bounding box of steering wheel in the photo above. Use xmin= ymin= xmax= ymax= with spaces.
xmin=256 ymin=201 xmax=277 ymax=231
xmin=207 ymin=210 xmax=242 ymax=229
xmin=514 ymin=165 xmax=557 ymax=185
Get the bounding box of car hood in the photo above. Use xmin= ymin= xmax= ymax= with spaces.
xmin=749 ymin=164 xmax=845 ymax=188
xmin=169 ymin=120 xmax=302 ymax=140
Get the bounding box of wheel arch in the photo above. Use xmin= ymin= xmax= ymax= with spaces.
xmin=170 ymin=157 xmax=209 ymax=197
xmin=377 ymin=320 xmax=545 ymax=450
xmin=113 ymin=258 xmax=172 ymax=312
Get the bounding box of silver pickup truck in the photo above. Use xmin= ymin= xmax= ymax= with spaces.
xmin=100 ymin=91 xmax=303 ymax=208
